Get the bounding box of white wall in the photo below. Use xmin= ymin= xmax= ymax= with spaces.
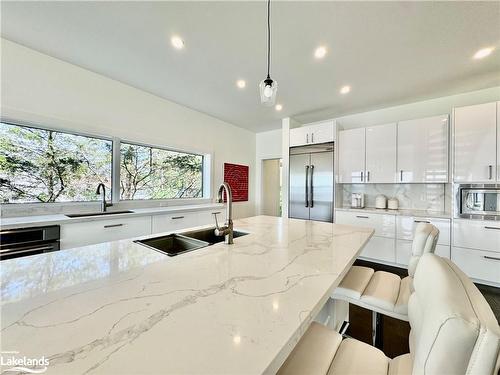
xmin=255 ymin=129 xmax=282 ymax=214
xmin=335 ymin=86 xmax=500 ymax=129
xmin=1 ymin=39 xmax=256 ymax=218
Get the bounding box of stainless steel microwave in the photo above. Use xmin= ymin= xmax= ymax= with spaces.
xmin=459 ymin=186 xmax=500 ymax=219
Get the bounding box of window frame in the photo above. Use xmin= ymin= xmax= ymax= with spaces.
xmin=118 ymin=139 xmax=205 ymax=202
xmin=0 ymin=119 xmax=211 ymax=205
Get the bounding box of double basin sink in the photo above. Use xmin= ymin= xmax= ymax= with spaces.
xmin=135 ymin=228 xmax=248 ymax=257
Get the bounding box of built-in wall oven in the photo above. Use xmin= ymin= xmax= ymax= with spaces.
xmin=0 ymin=225 xmax=60 ymax=261
xmin=458 ymin=184 xmax=500 ymax=220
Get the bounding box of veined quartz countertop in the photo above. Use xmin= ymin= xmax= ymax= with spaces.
xmin=0 ymin=203 xmax=225 ymax=230
xmin=335 ymin=206 xmax=451 ymax=219
xmin=0 ymin=216 xmax=373 ymax=375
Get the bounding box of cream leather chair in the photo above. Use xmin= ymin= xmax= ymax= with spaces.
xmin=332 ymin=223 xmax=439 ymax=321
xmin=278 ymin=254 xmax=500 ymax=375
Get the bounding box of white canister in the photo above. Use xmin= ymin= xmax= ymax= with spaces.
xmin=388 ymin=198 xmax=399 ymax=210
xmin=375 ymin=195 xmax=387 ymax=209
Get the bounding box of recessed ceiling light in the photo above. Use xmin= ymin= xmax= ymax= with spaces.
xmin=340 ymin=85 xmax=351 ymax=94
xmin=171 ymin=36 xmax=184 ymax=49
xmin=473 ymin=47 xmax=494 ymax=60
xmin=236 ymin=80 xmax=246 ymax=89
xmin=275 ymin=104 xmax=283 ymax=111
xmin=314 ymin=46 xmax=327 ymax=59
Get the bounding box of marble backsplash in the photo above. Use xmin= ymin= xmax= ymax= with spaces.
xmin=339 ymin=183 xmax=451 ymax=212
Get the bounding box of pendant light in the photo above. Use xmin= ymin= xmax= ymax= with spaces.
xmin=259 ymin=0 xmax=277 ymax=106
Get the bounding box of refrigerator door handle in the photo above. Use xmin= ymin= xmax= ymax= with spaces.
xmin=305 ymin=165 xmax=309 ymax=207
xmin=309 ymin=165 xmax=314 ymax=208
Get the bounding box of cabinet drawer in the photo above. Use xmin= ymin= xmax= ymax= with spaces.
xmin=396 ymin=240 xmax=450 ymax=266
xmin=453 ymin=219 xmax=500 ymax=253
xmin=396 ymin=216 xmax=450 ymax=245
xmin=152 ymin=212 xmax=199 ymax=233
xmin=452 ymin=247 xmax=500 ymax=284
xmin=61 ymin=216 xmax=151 ymax=249
xmin=336 ymin=211 xmax=395 ymax=238
xmin=197 ymin=209 xmax=226 ymax=227
xmin=359 ymin=236 xmax=396 ymax=263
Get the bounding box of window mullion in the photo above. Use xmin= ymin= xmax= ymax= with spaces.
xmin=112 ymin=138 xmax=121 ymax=203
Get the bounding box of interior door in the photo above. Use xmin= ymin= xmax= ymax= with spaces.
xmin=289 ymin=153 xmax=310 ymax=220
xmin=309 ymin=151 xmax=334 ymax=222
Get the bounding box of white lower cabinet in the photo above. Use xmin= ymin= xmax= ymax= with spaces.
xmin=197 ymin=209 xmax=226 ymax=227
xmin=453 ymin=219 xmax=500 ymax=253
xmin=396 ymin=240 xmax=450 ymax=266
xmin=61 ymin=216 xmax=151 ymax=249
xmin=396 ymin=216 xmax=450 ymax=246
xmin=452 ymin=247 xmax=500 ymax=285
xmin=361 ymin=236 xmax=396 ymax=263
xmin=152 ymin=212 xmax=199 ymax=233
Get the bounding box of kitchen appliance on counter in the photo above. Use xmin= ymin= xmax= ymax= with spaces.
xmin=457 ymin=184 xmax=500 ymax=220
xmin=351 ymin=193 xmax=365 ymax=208
xmin=289 ymin=143 xmax=334 ymax=222
xmin=388 ymin=197 xmax=399 ymax=210
xmin=375 ymin=195 xmax=387 ymax=209
xmin=0 ymin=225 xmax=60 ymax=261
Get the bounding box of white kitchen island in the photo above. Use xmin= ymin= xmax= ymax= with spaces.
xmin=0 ymin=216 xmax=373 ymax=374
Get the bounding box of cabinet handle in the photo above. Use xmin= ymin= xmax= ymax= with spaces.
xmin=400 ymin=170 xmax=403 ymax=182
xmin=311 ymin=133 xmax=314 ymax=143
xmin=356 ymin=215 xmax=369 ymax=219
xmin=104 ymin=223 xmax=124 ymax=228
xmin=360 ymin=171 xmax=364 ymax=182
xmin=211 ymin=211 xmax=221 ymax=215
xmin=306 ymin=134 xmax=309 ymax=143
xmin=484 ymin=226 xmax=500 ymax=230
xmin=366 ymin=171 xmax=370 ymax=182
xmin=488 ymin=165 xmax=493 ymax=180
xmin=172 ymin=216 xmax=185 ymax=220
xmin=484 ymin=256 xmax=500 ymax=261
xmin=414 ymin=220 xmax=431 ymax=224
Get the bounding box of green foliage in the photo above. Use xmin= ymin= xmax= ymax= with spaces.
xmin=120 ymin=143 xmax=203 ymax=200
xmin=0 ymin=123 xmax=112 ymax=203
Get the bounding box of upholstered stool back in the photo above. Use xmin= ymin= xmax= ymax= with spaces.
xmin=408 ymin=223 xmax=439 ymax=277
xmin=408 ymin=254 xmax=500 ymax=375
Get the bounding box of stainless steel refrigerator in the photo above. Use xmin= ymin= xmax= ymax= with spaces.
xmin=289 ymin=143 xmax=334 ymax=222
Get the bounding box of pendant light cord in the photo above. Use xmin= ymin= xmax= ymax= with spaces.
xmin=267 ymin=0 xmax=271 ymax=79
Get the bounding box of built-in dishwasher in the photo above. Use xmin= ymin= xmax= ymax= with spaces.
xmin=0 ymin=225 xmax=60 ymax=261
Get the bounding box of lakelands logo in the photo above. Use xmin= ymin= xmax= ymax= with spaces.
xmin=0 ymin=351 xmax=49 ymax=374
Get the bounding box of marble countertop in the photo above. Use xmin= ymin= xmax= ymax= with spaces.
xmin=0 ymin=203 xmax=225 ymax=230
xmin=0 ymin=216 xmax=373 ymax=375
xmin=335 ymin=206 xmax=451 ymax=219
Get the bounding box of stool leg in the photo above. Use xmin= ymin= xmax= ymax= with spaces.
xmin=372 ymin=311 xmax=383 ymax=349
xmin=372 ymin=310 xmax=377 ymax=346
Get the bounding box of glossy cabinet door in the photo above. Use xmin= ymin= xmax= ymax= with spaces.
xmin=397 ymin=115 xmax=449 ymax=183
xmin=365 ymin=123 xmax=397 ymax=183
xmin=289 ymin=127 xmax=310 ymax=147
xmin=453 ymin=219 xmax=500 ymax=253
xmin=151 ymin=212 xmax=199 ymax=233
xmin=338 ymin=128 xmax=365 ymax=183
xmin=308 ymin=121 xmax=335 ymax=144
xmin=454 ymin=102 xmax=497 ymax=182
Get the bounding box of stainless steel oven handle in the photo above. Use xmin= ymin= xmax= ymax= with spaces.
xmin=0 ymin=245 xmax=54 ymax=255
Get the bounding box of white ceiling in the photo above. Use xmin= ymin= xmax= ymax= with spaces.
xmin=1 ymin=1 xmax=499 ymax=132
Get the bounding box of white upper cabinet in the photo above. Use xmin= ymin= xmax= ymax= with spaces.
xmin=397 ymin=115 xmax=449 ymax=183
xmin=365 ymin=123 xmax=397 ymax=183
xmin=454 ymin=102 xmax=497 ymax=182
xmin=338 ymin=127 xmax=365 ymax=183
xmin=289 ymin=120 xmax=335 ymax=147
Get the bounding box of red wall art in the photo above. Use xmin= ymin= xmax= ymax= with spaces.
xmin=223 ymin=163 xmax=249 ymax=202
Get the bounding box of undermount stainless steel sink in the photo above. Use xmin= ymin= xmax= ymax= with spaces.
xmin=134 ymin=234 xmax=209 ymax=257
xmin=179 ymin=227 xmax=248 ymax=245
xmin=65 ymin=210 xmax=134 ymax=218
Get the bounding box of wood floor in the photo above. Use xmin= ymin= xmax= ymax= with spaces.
xmin=345 ymin=259 xmax=500 ymax=358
